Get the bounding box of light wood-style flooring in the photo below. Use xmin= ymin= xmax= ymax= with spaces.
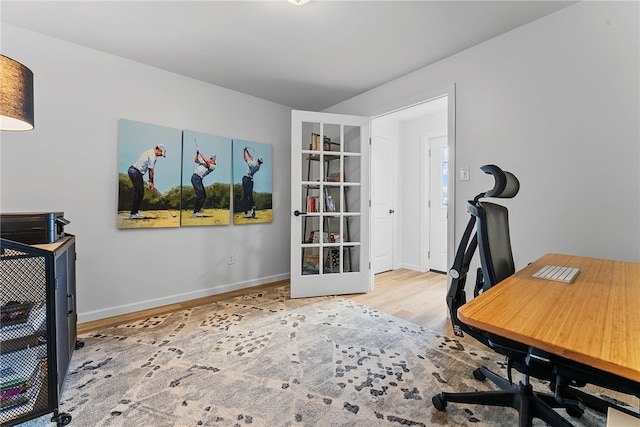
xmin=346 ymin=269 xmax=453 ymax=332
xmin=78 ymin=269 xmax=456 ymax=337
xmin=346 ymin=269 xmax=477 ymax=346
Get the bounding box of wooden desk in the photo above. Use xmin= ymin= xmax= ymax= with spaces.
xmin=458 ymin=253 xmax=640 ymax=384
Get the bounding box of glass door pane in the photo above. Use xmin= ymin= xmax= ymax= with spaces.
xmin=291 ymin=111 xmax=370 ymax=298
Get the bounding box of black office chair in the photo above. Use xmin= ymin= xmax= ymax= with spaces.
xmin=431 ymin=165 xmax=585 ymax=427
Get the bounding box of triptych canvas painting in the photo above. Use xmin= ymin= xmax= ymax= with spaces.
xmin=117 ymin=119 xmax=272 ymax=229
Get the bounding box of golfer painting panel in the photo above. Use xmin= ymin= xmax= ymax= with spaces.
xmin=180 ymin=130 xmax=232 ymax=226
xmin=232 ymin=140 xmax=273 ymax=224
xmin=117 ymin=119 xmax=182 ymax=229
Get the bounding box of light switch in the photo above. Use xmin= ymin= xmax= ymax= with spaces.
xmin=459 ymin=166 xmax=470 ymax=181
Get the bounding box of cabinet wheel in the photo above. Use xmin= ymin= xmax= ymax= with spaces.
xmin=432 ymin=394 xmax=447 ymax=411
xmin=473 ymin=368 xmax=487 ymax=381
xmin=52 ymin=412 xmax=72 ymax=426
xmin=75 ymin=341 xmax=85 ymax=350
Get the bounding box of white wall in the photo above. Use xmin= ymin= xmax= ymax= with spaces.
xmin=328 ymin=1 xmax=640 ymax=267
xmin=0 ymin=25 xmax=292 ymax=322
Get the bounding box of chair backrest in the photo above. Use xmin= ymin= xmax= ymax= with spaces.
xmin=446 ymin=165 xmax=519 ymax=337
xmin=474 ymin=201 xmax=515 ymax=288
xmin=467 ymin=166 xmax=519 ymax=290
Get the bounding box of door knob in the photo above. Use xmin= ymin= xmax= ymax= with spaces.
xmin=389 ymin=209 xmax=395 ymax=214
xmin=294 ymin=210 xmax=307 ymax=216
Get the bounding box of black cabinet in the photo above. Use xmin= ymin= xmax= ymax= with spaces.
xmin=0 ymin=235 xmax=79 ymax=427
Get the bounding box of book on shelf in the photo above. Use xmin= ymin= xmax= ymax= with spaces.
xmin=0 ymin=301 xmax=46 ymax=342
xmin=311 ymin=134 xmax=331 ymax=151
xmin=0 ymin=302 xmax=34 ymax=329
xmin=325 ymin=172 xmax=340 ymax=182
xmin=0 ymin=360 xmax=44 ymax=419
xmin=302 ymin=255 xmax=319 ymax=274
xmin=0 ymin=361 xmax=41 ymax=409
xmin=311 ymin=134 xmax=321 ymax=151
xmin=0 ymin=346 xmax=41 ymax=391
xmin=309 ymin=230 xmax=330 ymax=243
xmin=325 ymin=248 xmax=341 ymax=272
xmin=325 ymin=195 xmax=336 ymax=212
xmin=306 ymin=196 xmax=318 ymax=213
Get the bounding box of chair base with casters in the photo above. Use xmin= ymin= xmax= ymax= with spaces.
xmin=432 ymin=368 xmax=582 ymax=427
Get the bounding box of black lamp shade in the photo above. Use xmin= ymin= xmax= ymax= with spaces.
xmin=1 ymin=54 xmax=34 ymax=131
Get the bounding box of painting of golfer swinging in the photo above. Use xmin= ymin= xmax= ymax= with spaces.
xmin=117 ymin=119 xmax=182 ymax=229
xmin=232 ymin=139 xmax=273 ymax=224
xmin=180 ymin=130 xmax=232 ymax=226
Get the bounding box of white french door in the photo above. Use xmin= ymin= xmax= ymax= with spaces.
xmin=290 ymin=110 xmax=371 ymax=298
xmin=372 ymin=134 xmax=396 ymax=274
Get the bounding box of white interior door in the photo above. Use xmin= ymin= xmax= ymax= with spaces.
xmin=429 ymin=135 xmax=448 ymax=272
xmin=372 ymin=134 xmax=395 ymax=274
xmin=290 ymin=110 xmax=371 ymax=298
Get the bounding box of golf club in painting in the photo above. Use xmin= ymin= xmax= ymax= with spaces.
xmin=161 ymin=195 xmax=177 ymax=218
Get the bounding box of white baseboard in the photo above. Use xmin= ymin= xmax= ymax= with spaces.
xmin=77 ymin=273 xmax=290 ymax=324
xmin=395 ymin=263 xmax=422 ymax=272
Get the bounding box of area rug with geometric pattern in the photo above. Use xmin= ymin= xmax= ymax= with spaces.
xmin=21 ymin=286 xmax=629 ymax=426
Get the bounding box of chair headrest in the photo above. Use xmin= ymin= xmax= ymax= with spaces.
xmin=481 ymin=164 xmax=519 ymax=198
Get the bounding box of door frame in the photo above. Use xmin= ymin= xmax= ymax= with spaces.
xmin=370 ymin=84 xmax=456 ymax=276
xmin=421 ymin=129 xmax=448 ymax=273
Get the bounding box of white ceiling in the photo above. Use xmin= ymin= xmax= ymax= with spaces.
xmin=1 ymin=0 xmax=576 ymax=111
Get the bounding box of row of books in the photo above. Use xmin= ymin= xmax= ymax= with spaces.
xmin=0 ymin=346 xmax=45 ymax=418
xmin=1 ymin=301 xmax=48 ymax=418
xmin=306 ymin=195 xmax=336 ymax=213
xmin=301 ymin=249 xmax=341 ymax=275
xmin=308 ymin=230 xmax=341 ymax=244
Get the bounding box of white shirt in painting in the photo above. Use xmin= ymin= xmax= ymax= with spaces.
xmin=132 ymin=148 xmax=158 ymax=174
xmin=194 ymin=160 xmax=215 ymax=179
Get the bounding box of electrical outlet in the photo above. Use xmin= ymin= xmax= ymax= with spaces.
xmin=228 ymin=253 xmax=235 ymax=265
